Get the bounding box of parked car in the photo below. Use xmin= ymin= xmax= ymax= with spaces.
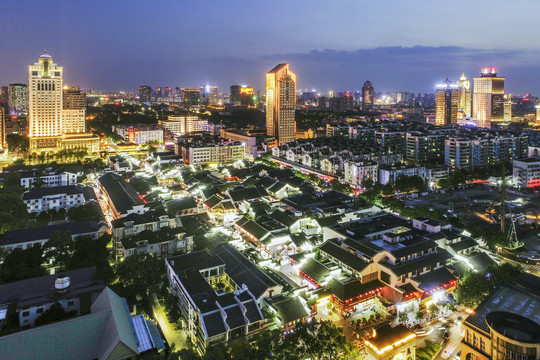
xmin=443 ymin=331 xmax=451 ymax=340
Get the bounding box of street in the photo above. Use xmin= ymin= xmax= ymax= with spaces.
xmin=151 ymin=294 xmax=189 ymax=351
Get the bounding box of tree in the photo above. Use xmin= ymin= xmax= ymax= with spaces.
xmin=362 ymin=178 xmax=374 ymax=189
xmin=454 ymin=262 xmax=522 ymax=308
xmin=398 ymin=311 xmax=409 ymax=323
xmin=0 ymin=245 xmax=45 ymax=283
xmin=68 ymin=235 xmax=114 ymax=283
xmin=177 ymin=349 xmax=202 ymax=360
xmin=35 ymin=302 xmax=70 ymax=326
xmin=415 ymin=310 xmax=424 ymax=321
xmin=428 ymin=303 xmax=440 ymax=317
xmin=43 ymin=230 xmax=73 ymax=270
xmin=115 ymin=253 xmax=165 ymax=296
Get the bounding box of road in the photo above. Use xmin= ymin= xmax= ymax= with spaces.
xmin=151 ymin=294 xmax=188 ymax=350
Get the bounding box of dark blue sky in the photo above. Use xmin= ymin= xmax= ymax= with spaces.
xmin=2 ymin=0 xmax=540 ymax=94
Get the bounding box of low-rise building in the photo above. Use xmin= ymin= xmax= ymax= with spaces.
xmin=98 ymin=173 xmax=150 ymax=218
xmin=113 ymin=124 xmax=163 ymax=145
xmin=0 ymin=287 xmax=165 ymax=360
xmin=23 ymin=185 xmax=85 ymax=213
xmin=160 ymin=115 xmax=208 ymax=135
xmin=364 ymin=323 xmax=416 ymax=360
xmin=0 ymin=221 xmax=103 ymax=252
xmin=166 ymin=249 xmax=269 ymax=354
xmin=460 ymin=273 xmax=540 ymax=360
xmin=9 ymin=169 xmax=78 ymax=188
xmin=0 ymin=267 xmax=105 ymax=329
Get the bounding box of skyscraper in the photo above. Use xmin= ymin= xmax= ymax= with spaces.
xmin=456 ymin=74 xmax=471 ymax=118
xmin=0 ymin=107 xmax=6 ymax=152
xmin=362 ymin=81 xmax=374 ymax=110
xmin=138 ymin=85 xmax=151 ymax=103
xmin=8 ymin=83 xmax=28 ymax=115
xmin=266 ymin=63 xmax=296 ymax=144
xmin=181 ymin=88 xmax=201 ymax=107
xmin=200 ymin=84 xmax=218 ymax=106
xmin=435 ymin=77 xmax=459 ymax=126
xmin=230 ymin=84 xmax=242 ymax=104
xmin=28 ymin=51 xmax=99 ymax=153
xmin=28 ymin=51 xmax=64 ymax=151
xmin=473 ymin=68 xmax=505 ymax=129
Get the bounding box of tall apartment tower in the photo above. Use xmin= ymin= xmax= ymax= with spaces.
xmin=8 ymin=83 xmax=28 ymax=115
xmin=28 ymin=51 xmax=64 ymax=151
xmin=362 ymin=80 xmax=374 ymax=110
xmin=0 ymin=107 xmax=6 ymax=151
xmin=266 ymin=63 xmax=296 ymax=144
xmin=473 ymin=68 xmax=505 ymax=129
xmin=138 ymin=85 xmax=152 ymax=103
xmin=456 ymin=73 xmax=471 ymax=118
xmin=435 ymin=77 xmax=459 ymax=126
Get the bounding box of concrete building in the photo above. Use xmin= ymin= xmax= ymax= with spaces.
xmin=435 ymin=78 xmax=459 ymax=126
xmin=379 ymin=164 xmax=426 ymax=185
xmin=473 ymin=68 xmax=506 ymax=129
xmin=8 ymin=83 xmax=28 ymax=115
xmin=460 ymin=274 xmax=540 ymax=360
xmin=219 ymin=129 xmax=259 ymax=158
xmin=113 ymin=124 xmax=163 ymax=145
xmin=266 ymin=63 xmax=296 ymax=144
xmin=178 ymin=137 xmax=244 ymax=165
xmin=200 ymin=84 xmax=218 ymax=106
xmin=98 ymin=173 xmax=150 ymax=218
xmin=160 ymin=115 xmax=207 ymax=135
xmin=138 ymin=85 xmax=151 ymax=103
xmin=406 ymin=132 xmax=445 ymax=163
xmin=362 ymin=81 xmax=375 ymax=110
xmin=23 ymin=185 xmax=85 ymax=213
xmin=166 ymin=248 xmax=272 ymax=354
xmin=343 ymin=160 xmax=378 ymax=189
xmin=513 ymin=157 xmax=540 ymax=188
xmin=457 ymin=74 xmax=472 ymax=118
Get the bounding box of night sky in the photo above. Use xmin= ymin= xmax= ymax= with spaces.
xmin=2 ymin=0 xmax=540 ymax=94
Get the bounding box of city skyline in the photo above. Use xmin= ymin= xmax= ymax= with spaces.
xmin=2 ymin=1 xmax=540 ymax=94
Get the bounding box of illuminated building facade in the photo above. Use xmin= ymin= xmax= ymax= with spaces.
xmin=457 ymin=74 xmax=471 ymax=118
xmin=460 ymin=275 xmax=540 ymax=360
xmin=362 ymin=80 xmax=374 ymax=110
xmin=62 ymin=87 xmax=86 ymax=134
xmin=28 ymin=52 xmax=99 ymax=153
xmin=8 ymin=83 xmax=28 ymax=115
xmin=364 ymin=324 xmax=416 ymax=360
xmin=435 ymin=77 xmax=459 ymax=126
xmin=0 ymin=108 xmax=6 ymax=151
xmin=266 ymin=63 xmax=296 ymax=144
xmin=473 ymin=68 xmax=505 ymax=128
xmin=28 ymin=51 xmax=64 ymax=151
xmin=240 ymin=86 xmax=255 ymax=107
xmin=161 ymin=115 xmax=207 ymax=135
xmin=513 ymin=158 xmax=540 ymax=189
xmin=138 ymin=85 xmax=151 ymax=103
xmin=200 ymin=84 xmax=218 ymax=106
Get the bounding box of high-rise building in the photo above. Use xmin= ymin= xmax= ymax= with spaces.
xmin=240 ymin=86 xmax=255 ymax=107
xmin=28 ymin=51 xmax=64 ymax=151
xmin=62 ymin=87 xmax=86 ymax=134
xmin=362 ymin=81 xmax=374 ymax=110
xmin=435 ymin=77 xmax=459 ymax=126
xmin=230 ymin=84 xmax=242 ymax=104
xmin=456 ymin=74 xmax=471 ymax=118
xmin=138 ymin=85 xmax=151 ymax=103
xmin=8 ymin=83 xmax=28 ymax=115
xmin=181 ymin=88 xmax=200 ymax=107
xmin=0 ymin=107 xmax=6 ymax=151
xmin=266 ymin=63 xmax=296 ymax=144
xmin=28 ymin=51 xmax=99 ymax=153
xmin=504 ymin=94 xmax=512 ymax=122
xmin=473 ymin=68 xmax=505 ymax=128
xmin=200 ymin=84 xmax=218 ymax=106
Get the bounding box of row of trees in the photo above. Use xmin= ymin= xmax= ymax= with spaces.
xmin=0 ymin=232 xmax=113 ymax=284
xmin=152 ymin=320 xmax=360 ymax=360
xmin=437 ymin=161 xmax=511 ymax=188
xmin=27 ymin=148 xmax=88 ymax=164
